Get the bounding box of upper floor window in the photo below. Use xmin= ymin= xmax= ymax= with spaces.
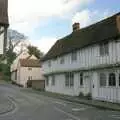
xmin=65 ymin=72 xmax=74 ymax=87
xmin=109 ymin=73 xmax=116 ymax=86
xmin=52 ymin=75 xmax=55 ymax=86
xmin=48 ymin=60 xmax=51 ymax=67
xmin=71 ymin=51 xmax=77 ymax=61
xmin=99 ymin=73 xmax=106 ymax=87
xmin=28 ymin=67 xmax=32 ymax=71
xmin=80 ymin=73 xmax=83 ymax=86
xmin=99 ymin=42 xmax=109 ymax=56
xmin=60 ymin=57 xmax=65 ymax=64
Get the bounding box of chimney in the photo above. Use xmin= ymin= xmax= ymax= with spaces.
xmin=72 ymin=22 xmax=80 ymax=32
xmin=116 ymin=15 xmax=120 ymax=33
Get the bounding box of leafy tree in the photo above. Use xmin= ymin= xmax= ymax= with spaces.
xmin=27 ymin=45 xmax=44 ymax=59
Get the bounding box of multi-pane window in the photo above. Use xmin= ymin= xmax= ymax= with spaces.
xmin=28 ymin=67 xmax=32 ymax=71
xmin=109 ymin=73 xmax=116 ymax=86
xmin=99 ymin=73 xmax=106 ymax=87
xmin=100 ymin=42 xmax=109 ymax=56
xmin=80 ymin=73 xmax=83 ymax=86
xmin=46 ymin=77 xmax=49 ymax=86
xmin=48 ymin=60 xmax=51 ymax=67
xmin=28 ymin=76 xmax=32 ymax=80
xmin=52 ymin=75 xmax=55 ymax=86
xmin=119 ymin=74 xmax=120 ymax=86
xmin=65 ymin=72 xmax=74 ymax=87
xmin=71 ymin=52 xmax=77 ymax=61
xmin=60 ymin=57 xmax=65 ymax=64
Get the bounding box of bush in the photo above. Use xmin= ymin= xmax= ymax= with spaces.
xmin=78 ymin=92 xmax=84 ymax=98
xmin=85 ymin=93 xmax=92 ymax=100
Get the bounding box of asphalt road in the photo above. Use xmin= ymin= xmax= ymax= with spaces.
xmin=0 ymin=84 xmax=120 ymax=120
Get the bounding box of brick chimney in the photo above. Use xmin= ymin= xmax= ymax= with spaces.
xmin=72 ymin=22 xmax=80 ymax=32
xmin=116 ymin=15 xmax=120 ymax=33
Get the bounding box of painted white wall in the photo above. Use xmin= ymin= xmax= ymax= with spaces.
xmin=45 ymin=72 xmax=91 ymax=96
xmin=43 ymin=39 xmax=120 ymax=75
xmin=0 ymin=32 xmax=4 ymax=54
xmin=19 ymin=67 xmax=44 ymax=87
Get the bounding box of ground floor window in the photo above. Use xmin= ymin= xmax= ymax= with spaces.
xmin=80 ymin=73 xmax=83 ymax=86
xmin=52 ymin=75 xmax=55 ymax=86
xmin=46 ymin=77 xmax=49 ymax=86
xmin=109 ymin=73 xmax=116 ymax=86
xmin=99 ymin=73 xmax=106 ymax=87
xmin=65 ymin=72 xmax=74 ymax=87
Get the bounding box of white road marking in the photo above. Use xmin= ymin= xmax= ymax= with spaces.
xmin=54 ymin=107 xmax=80 ymax=120
xmin=72 ymin=108 xmax=86 ymax=111
xmin=109 ymin=115 xmax=120 ymax=119
xmin=54 ymin=101 xmax=66 ymax=106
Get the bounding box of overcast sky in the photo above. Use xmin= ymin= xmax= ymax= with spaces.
xmin=8 ymin=0 xmax=120 ymax=53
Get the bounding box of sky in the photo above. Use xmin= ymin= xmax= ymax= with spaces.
xmin=8 ymin=0 xmax=120 ymax=53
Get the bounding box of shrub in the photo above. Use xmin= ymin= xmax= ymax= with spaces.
xmin=85 ymin=93 xmax=92 ymax=100
xmin=78 ymin=92 xmax=84 ymax=98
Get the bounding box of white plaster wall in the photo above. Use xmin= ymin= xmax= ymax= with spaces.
xmin=45 ymin=72 xmax=92 ymax=96
xmin=19 ymin=67 xmax=44 ymax=87
xmin=43 ymin=40 xmax=120 ymax=75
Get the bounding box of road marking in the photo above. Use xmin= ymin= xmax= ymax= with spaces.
xmin=54 ymin=101 xmax=66 ymax=106
xmin=72 ymin=108 xmax=86 ymax=111
xmin=109 ymin=115 xmax=120 ymax=119
xmin=54 ymin=107 xmax=80 ymax=120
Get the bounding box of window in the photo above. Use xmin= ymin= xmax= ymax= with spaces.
xmin=100 ymin=42 xmax=109 ymax=56
xmin=46 ymin=77 xmax=49 ymax=86
xmin=52 ymin=75 xmax=55 ymax=86
xmin=71 ymin=52 xmax=77 ymax=61
xmin=60 ymin=57 xmax=65 ymax=64
xmin=99 ymin=73 xmax=106 ymax=87
xmin=28 ymin=67 xmax=32 ymax=71
xmin=48 ymin=60 xmax=51 ymax=67
xmin=80 ymin=73 xmax=83 ymax=86
xmin=65 ymin=73 xmax=69 ymax=87
xmin=65 ymin=72 xmax=74 ymax=87
xmin=119 ymin=74 xmax=120 ymax=86
xmin=15 ymin=71 xmax=17 ymax=80
xmin=28 ymin=76 xmax=32 ymax=80
xmin=109 ymin=73 xmax=116 ymax=86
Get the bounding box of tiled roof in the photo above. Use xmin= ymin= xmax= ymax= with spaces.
xmin=0 ymin=0 xmax=9 ymax=25
xmin=42 ymin=12 xmax=120 ymax=61
xmin=20 ymin=59 xmax=41 ymax=67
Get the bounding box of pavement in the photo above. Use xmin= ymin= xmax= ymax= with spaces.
xmin=0 ymin=82 xmax=120 ymax=120
xmin=26 ymin=90 xmax=120 ymax=111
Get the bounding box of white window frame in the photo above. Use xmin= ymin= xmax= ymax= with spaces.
xmin=80 ymin=73 xmax=83 ymax=86
xmin=60 ymin=57 xmax=65 ymax=64
xmin=99 ymin=73 xmax=107 ymax=87
xmin=71 ymin=51 xmax=77 ymax=61
xmin=52 ymin=75 xmax=55 ymax=86
xmin=108 ymin=73 xmax=116 ymax=87
xmin=65 ymin=72 xmax=74 ymax=87
xmin=99 ymin=42 xmax=109 ymax=56
xmin=48 ymin=60 xmax=51 ymax=67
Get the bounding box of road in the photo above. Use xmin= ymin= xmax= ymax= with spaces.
xmin=0 ymin=84 xmax=120 ymax=120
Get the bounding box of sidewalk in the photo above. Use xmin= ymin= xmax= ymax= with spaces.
xmin=22 ymin=88 xmax=120 ymax=111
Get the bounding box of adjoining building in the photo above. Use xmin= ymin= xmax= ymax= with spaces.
xmin=11 ymin=51 xmax=44 ymax=88
xmin=0 ymin=0 xmax=9 ymax=54
xmin=42 ymin=12 xmax=120 ymax=103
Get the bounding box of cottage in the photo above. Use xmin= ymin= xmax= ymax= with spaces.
xmin=42 ymin=12 xmax=120 ymax=103
xmin=11 ymin=51 xmax=44 ymax=88
xmin=0 ymin=0 xmax=9 ymax=54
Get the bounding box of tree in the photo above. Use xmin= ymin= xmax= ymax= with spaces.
xmin=27 ymin=45 xmax=44 ymax=59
